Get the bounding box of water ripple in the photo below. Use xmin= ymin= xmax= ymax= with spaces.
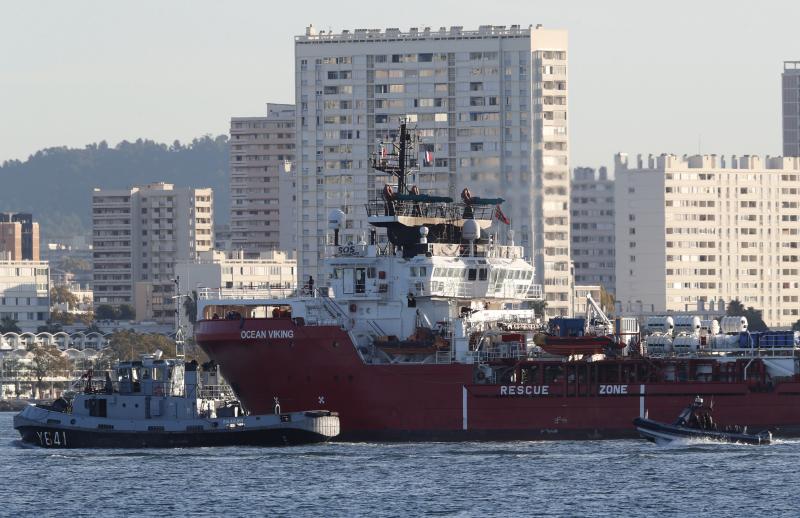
xmin=2 ymin=412 xmax=800 ymax=517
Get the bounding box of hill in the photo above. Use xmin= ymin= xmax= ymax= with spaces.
xmin=0 ymin=136 xmax=230 ymax=240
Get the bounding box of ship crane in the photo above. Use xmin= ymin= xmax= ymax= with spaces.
xmin=584 ymin=293 xmax=613 ymax=336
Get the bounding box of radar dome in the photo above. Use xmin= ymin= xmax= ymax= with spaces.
xmin=328 ymin=209 xmax=346 ymax=230
xmin=462 ymin=219 xmax=480 ymax=241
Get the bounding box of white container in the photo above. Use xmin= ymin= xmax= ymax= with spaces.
xmin=699 ymin=319 xmax=720 ymax=336
xmin=646 ymin=316 xmax=675 ymax=335
xmin=673 ymin=316 xmax=701 ymax=335
xmin=673 ymin=334 xmax=700 ymax=353
xmin=720 ymin=316 xmax=748 ymax=334
xmin=645 ymin=333 xmax=673 ymax=354
xmin=710 ymin=334 xmax=739 ymax=350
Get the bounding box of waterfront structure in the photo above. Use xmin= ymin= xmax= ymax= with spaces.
xmin=92 ymin=183 xmax=213 ymax=322
xmin=0 ymin=213 xmax=40 ymax=261
xmin=783 ymin=61 xmax=800 ymax=157
xmin=615 ymin=153 xmax=800 ymax=328
xmin=229 ymin=104 xmax=296 ymax=256
xmin=0 ymin=260 xmax=49 ymax=331
xmin=294 ymin=24 xmax=571 ymax=317
xmin=571 ymin=167 xmax=615 ymax=294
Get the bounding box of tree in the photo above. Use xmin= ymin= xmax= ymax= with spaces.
xmin=49 ymin=310 xmax=76 ymax=325
xmin=531 ymin=300 xmax=547 ymax=318
xmin=37 ymin=322 xmax=64 ymax=334
xmin=28 ymin=345 xmax=70 ymax=398
xmin=727 ymin=299 xmax=745 ymax=316
xmin=183 ymin=291 xmax=198 ymax=325
xmin=0 ymin=316 xmax=21 ymax=333
xmin=107 ymin=330 xmax=177 ymax=361
xmin=118 ymin=304 xmax=135 ymax=320
xmin=95 ymin=305 xmax=117 ymax=320
xmin=599 ymin=287 xmax=616 ymax=316
xmin=50 ymin=286 xmax=80 ymax=310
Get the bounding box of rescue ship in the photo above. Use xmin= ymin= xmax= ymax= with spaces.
xmin=195 ymin=121 xmax=800 ymax=441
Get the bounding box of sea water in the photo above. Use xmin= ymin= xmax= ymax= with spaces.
xmin=1 ymin=412 xmax=799 ymax=517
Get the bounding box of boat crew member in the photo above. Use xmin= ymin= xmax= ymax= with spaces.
xmin=308 ymin=275 xmax=315 ymax=296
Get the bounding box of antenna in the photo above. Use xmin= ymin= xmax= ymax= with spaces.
xmin=171 ymin=276 xmax=185 ymax=360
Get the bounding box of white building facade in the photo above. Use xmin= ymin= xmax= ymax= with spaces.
xmin=615 ymin=153 xmax=800 ymax=329
xmin=230 ymin=103 xmax=296 ymax=256
xmin=0 ymin=260 xmax=50 ymax=331
xmin=92 ymin=183 xmax=213 ymax=322
xmin=294 ymin=24 xmax=571 ymax=317
xmin=571 ymin=166 xmax=615 ymax=294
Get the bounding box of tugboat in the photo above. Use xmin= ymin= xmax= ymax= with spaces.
xmin=633 ymin=396 xmax=771 ymax=445
xmin=13 ymin=354 xmax=339 ymax=448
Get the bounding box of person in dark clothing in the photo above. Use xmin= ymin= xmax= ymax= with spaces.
xmin=308 ymin=275 xmax=315 ymax=296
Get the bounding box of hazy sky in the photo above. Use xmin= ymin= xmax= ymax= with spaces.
xmin=2 ymin=0 xmax=798 ymax=168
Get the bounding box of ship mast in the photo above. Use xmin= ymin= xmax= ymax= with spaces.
xmin=371 ymin=119 xmax=415 ymax=195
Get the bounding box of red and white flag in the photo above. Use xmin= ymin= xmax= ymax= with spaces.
xmin=495 ymin=205 xmax=510 ymax=225
xmin=423 ymin=149 xmax=433 ymax=166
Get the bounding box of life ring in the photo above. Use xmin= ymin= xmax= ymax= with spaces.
xmin=154 ymin=383 xmax=164 ymax=396
xmin=461 ymin=187 xmax=472 ymax=203
xmin=349 ymin=303 xmax=357 ymax=313
xmin=476 ymin=370 xmax=486 ymax=381
xmin=383 ymin=184 xmax=394 ymax=200
xmin=410 ymin=185 xmax=420 ymax=196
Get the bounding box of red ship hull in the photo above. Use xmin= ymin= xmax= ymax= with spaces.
xmin=196 ymin=319 xmax=800 ymax=441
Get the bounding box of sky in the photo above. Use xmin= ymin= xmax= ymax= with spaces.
xmin=1 ymin=0 xmax=799 ymax=169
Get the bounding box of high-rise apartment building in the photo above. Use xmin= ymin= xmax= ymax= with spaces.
xmin=294 ymin=24 xmax=571 ymax=317
xmin=571 ymin=166 xmax=615 ymax=293
xmin=0 ymin=213 xmax=39 ymax=260
xmin=92 ymin=183 xmax=213 ymax=322
xmin=615 ymin=153 xmax=800 ymax=328
xmin=783 ymin=61 xmax=800 ymax=157
xmin=230 ymin=103 xmax=296 ymax=256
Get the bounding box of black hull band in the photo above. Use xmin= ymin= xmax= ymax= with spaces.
xmin=16 ymin=425 xmax=331 ymax=449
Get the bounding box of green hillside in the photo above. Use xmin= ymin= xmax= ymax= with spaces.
xmin=0 ymin=136 xmax=230 ymax=240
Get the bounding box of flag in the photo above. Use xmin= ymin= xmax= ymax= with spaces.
xmin=380 ymin=144 xmax=387 ymax=158
xmin=423 ymin=149 xmax=433 ymax=166
xmin=495 ymin=205 xmax=510 ymax=225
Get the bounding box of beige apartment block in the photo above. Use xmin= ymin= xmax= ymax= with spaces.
xmin=571 ymin=167 xmax=615 ymax=294
xmin=92 ymin=183 xmax=213 ymax=323
xmin=295 ymin=25 xmax=572 ymax=317
xmin=230 ymin=103 xmax=296 ymax=256
xmin=615 ymin=153 xmax=800 ymax=328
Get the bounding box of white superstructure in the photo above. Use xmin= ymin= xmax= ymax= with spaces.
xmin=294 ymin=24 xmax=571 ymax=317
